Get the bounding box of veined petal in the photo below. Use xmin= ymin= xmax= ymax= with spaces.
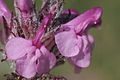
xmin=64 ymin=7 xmax=102 ymax=33
xmin=0 ymin=0 xmax=11 ymax=24
xmin=55 ymin=30 xmax=82 ymax=57
xmin=16 ymin=53 xmax=37 ymax=79
xmin=5 ymin=37 xmax=36 ymax=60
xmin=37 ymin=45 xmax=56 ymax=74
xmin=16 ymin=48 xmax=42 ymax=79
xmin=70 ymin=35 xmax=94 ymax=68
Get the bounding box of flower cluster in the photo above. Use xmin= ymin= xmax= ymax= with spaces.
xmin=0 ymin=0 xmax=102 ymax=79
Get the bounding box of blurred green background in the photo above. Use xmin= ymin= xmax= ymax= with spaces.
xmin=0 ymin=0 xmax=120 ymax=80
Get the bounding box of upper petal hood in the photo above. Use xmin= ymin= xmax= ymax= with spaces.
xmin=63 ymin=7 xmax=103 ymax=33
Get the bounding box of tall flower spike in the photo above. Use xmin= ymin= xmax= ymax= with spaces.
xmin=1 ymin=0 xmax=102 ymax=79
xmin=5 ymin=15 xmax=56 ymax=78
xmin=0 ymin=0 xmax=11 ymax=24
xmin=55 ymin=7 xmax=102 ymax=68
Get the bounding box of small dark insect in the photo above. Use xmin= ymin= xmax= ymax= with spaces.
xmin=52 ymin=9 xmax=78 ymax=28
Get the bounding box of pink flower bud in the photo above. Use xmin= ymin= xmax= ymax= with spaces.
xmin=0 ymin=0 xmax=11 ymax=24
xmin=15 ymin=0 xmax=34 ymax=19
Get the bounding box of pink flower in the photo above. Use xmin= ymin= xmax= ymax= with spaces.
xmin=5 ymin=15 xmax=56 ymax=78
xmin=55 ymin=7 xmax=102 ymax=68
xmin=0 ymin=0 xmax=11 ymax=24
xmin=1 ymin=0 xmax=103 ymax=79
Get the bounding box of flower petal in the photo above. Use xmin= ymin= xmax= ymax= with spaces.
xmin=5 ymin=37 xmax=36 ymax=60
xmin=70 ymin=35 xmax=94 ymax=68
xmin=16 ymin=48 xmax=42 ymax=78
xmin=55 ymin=30 xmax=82 ymax=57
xmin=16 ymin=54 xmax=37 ymax=78
xmin=64 ymin=7 xmax=102 ymax=33
xmin=37 ymin=45 xmax=56 ymax=74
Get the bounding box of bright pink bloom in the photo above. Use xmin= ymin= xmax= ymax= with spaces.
xmin=55 ymin=7 xmax=102 ymax=68
xmin=5 ymin=15 xmax=56 ymax=78
xmin=0 ymin=0 xmax=11 ymax=24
